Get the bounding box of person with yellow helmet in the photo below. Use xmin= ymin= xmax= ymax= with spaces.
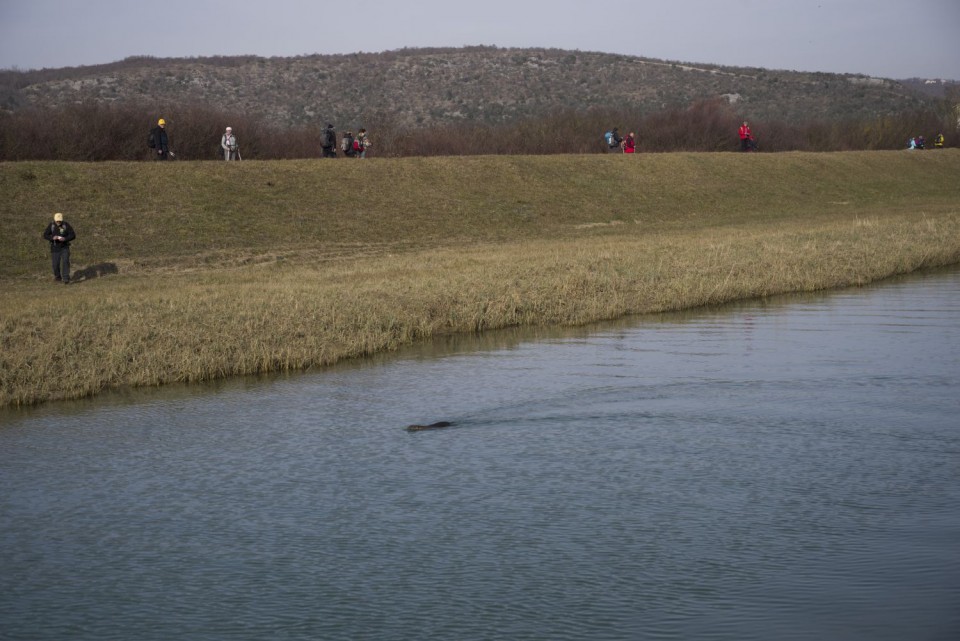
xmin=148 ymin=118 xmax=174 ymax=160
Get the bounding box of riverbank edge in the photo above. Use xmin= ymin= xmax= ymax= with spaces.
xmin=3 ymin=210 xmax=959 ymax=408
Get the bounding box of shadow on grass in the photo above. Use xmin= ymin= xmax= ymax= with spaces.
xmin=73 ymin=262 xmax=119 ymax=283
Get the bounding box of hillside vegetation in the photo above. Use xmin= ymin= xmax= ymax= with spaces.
xmin=3 ymin=47 xmax=957 ymax=161
xmin=0 ymin=46 xmax=941 ymax=128
xmin=2 ymin=151 xmax=959 ymax=406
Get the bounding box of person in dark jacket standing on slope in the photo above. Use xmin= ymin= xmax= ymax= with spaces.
xmin=321 ymin=123 xmax=337 ymax=158
xmin=42 ymin=212 xmax=76 ymax=284
xmin=150 ymin=118 xmax=173 ymax=160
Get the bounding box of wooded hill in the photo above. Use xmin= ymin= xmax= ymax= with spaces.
xmin=0 ymin=46 xmax=945 ymax=129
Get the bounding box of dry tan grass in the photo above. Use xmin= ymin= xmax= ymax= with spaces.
xmin=3 ymin=207 xmax=958 ymax=407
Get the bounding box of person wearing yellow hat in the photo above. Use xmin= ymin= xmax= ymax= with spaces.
xmin=42 ymin=212 xmax=77 ymax=284
xmin=148 ymin=118 xmax=173 ymax=160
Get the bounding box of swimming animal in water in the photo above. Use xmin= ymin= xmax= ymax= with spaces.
xmin=405 ymin=421 xmax=453 ymax=432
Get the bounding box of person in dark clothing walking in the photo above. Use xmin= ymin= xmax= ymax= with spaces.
xmin=321 ymin=123 xmax=337 ymax=158
xmin=341 ymin=131 xmax=356 ymax=157
xmin=42 ymin=212 xmax=76 ymax=284
xmin=150 ymin=118 xmax=173 ymax=160
xmin=605 ymin=128 xmax=624 ymax=152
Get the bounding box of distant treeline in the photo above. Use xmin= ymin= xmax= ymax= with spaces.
xmin=0 ymin=98 xmax=955 ymax=161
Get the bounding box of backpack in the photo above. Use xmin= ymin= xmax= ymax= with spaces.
xmin=341 ymin=135 xmax=354 ymax=153
xmin=322 ymin=129 xmax=334 ymax=148
xmin=148 ymin=130 xmax=157 ymax=149
xmin=604 ymin=131 xmax=614 ymax=147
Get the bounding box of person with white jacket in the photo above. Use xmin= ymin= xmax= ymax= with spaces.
xmin=221 ymin=127 xmax=239 ymax=160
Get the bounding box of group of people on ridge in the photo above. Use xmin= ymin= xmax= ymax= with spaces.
xmin=149 ymin=118 xmax=241 ymax=160
xmin=320 ymin=124 xmax=371 ymax=158
xmin=604 ymin=121 xmax=759 ymax=153
xmin=603 ymin=128 xmax=637 ymax=153
xmin=908 ymin=133 xmax=945 ymax=150
xmin=147 ymin=119 xmax=372 ymax=160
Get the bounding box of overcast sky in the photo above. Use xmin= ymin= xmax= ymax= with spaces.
xmin=1 ymin=0 xmax=957 ymax=79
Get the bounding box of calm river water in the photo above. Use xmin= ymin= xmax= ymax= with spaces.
xmin=2 ymin=268 xmax=959 ymax=641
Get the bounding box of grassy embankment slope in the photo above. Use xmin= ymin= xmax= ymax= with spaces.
xmin=2 ymin=150 xmax=959 ymax=407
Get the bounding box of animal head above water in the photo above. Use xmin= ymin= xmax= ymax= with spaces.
xmin=405 ymin=421 xmax=453 ymax=432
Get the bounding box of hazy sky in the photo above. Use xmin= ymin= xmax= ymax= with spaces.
xmin=1 ymin=0 xmax=958 ymax=79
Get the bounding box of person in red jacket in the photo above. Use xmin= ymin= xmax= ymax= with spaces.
xmin=623 ymin=132 xmax=637 ymax=154
xmin=739 ymin=121 xmax=754 ymax=151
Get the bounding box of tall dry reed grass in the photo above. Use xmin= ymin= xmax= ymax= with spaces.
xmin=3 ymin=211 xmax=958 ymax=407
